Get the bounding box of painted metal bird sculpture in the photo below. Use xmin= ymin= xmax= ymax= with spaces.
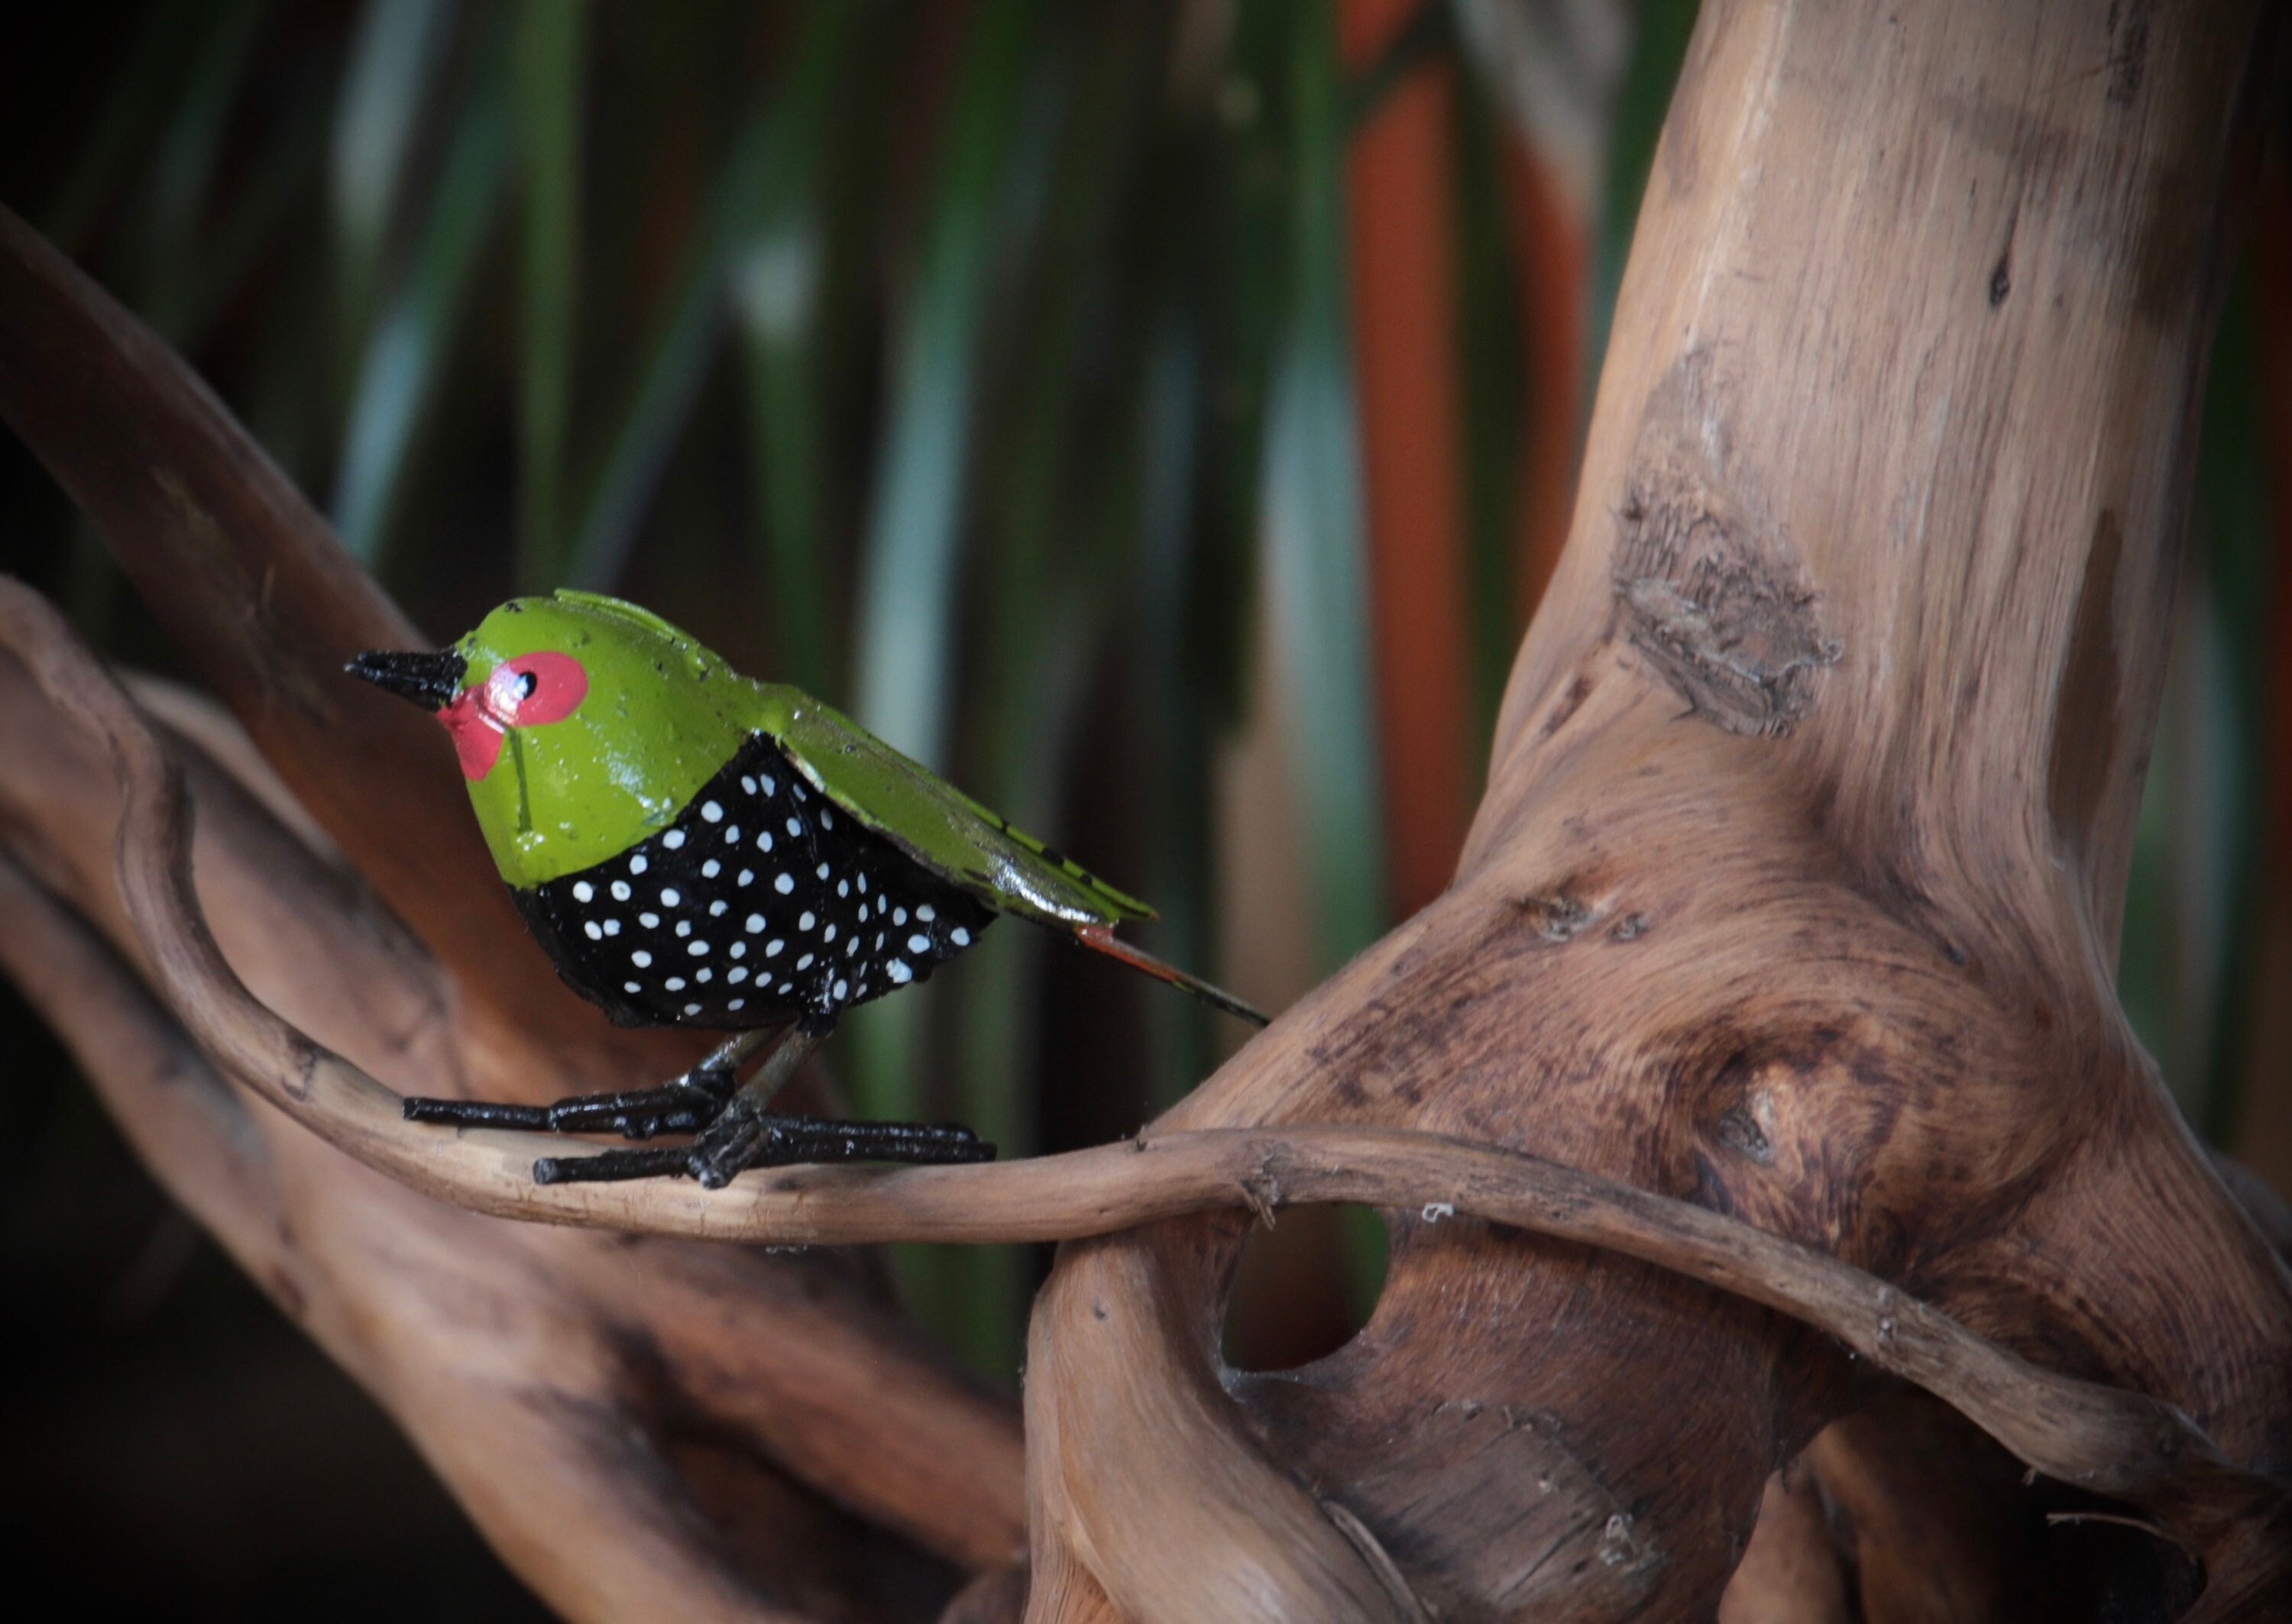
xmin=349 ymin=590 xmax=1264 ymax=1188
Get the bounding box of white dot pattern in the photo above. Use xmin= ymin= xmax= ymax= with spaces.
xmin=510 ymin=733 xmax=990 ymax=1030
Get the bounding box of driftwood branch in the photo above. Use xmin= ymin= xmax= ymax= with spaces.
xmin=0 ymin=177 xmax=1036 ymax=1620
xmin=0 ymin=857 xmax=902 ymax=1624
xmin=0 ymin=194 xmax=678 ymax=1089
xmin=1012 ymin=2 xmax=2292 ymax=1619
xmin=3 ymin=0 xmax=2289 ymax=1616
xmin=0 ymin=594 xmax=1026 ymax=1621
xmin=0 ymin=576 xmax=2277 ymax=1578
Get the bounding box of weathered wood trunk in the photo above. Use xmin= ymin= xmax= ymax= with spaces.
xmin=1019 ymin=0 xmax=2292 ymax=1617
xmin=3 ymin=1 xmax=2287 ymax=1619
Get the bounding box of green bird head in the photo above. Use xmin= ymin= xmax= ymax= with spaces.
xmin=349 ymin=591 xmax=753 ymax=888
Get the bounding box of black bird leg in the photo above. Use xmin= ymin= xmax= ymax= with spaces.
xmin=527 ymin=1144 xmax=695 ymax=1183
xmin=535 ymin=1117 xmax=994 ymax=1186
xmin=403 ymin=1026 xmax=996 ymax=1186
xmin=403 ymin=1028 xmax=770 ymax=1140
xmin=530 ymin=1027 xmax=996 ymax=1188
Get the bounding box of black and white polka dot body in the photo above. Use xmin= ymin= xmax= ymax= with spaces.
xmin=513 ymin=734 xmax=992 ymax=1031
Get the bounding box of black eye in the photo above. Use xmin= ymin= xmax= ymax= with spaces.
xmin=516 ymin=671 xmax=539 ymax=700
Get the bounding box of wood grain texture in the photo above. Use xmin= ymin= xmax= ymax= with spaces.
xmin=0 ymin=641 xmax=1025 ymax=1619
xmin=1714 ymin=1467 xmax=1852 ymax=1624
xmin=8 ymin=575 xmax=2277 ymax=1616
xmin=0 ymin=182 xmax=1032 ymax=1618
xmin=1021 ymin=1 xmax=2292 ymax=1617
xmin=4 ymin=0 xmax=2289 ymax=1616
xmin=0 ymin=200 xmax=672 ymax=1092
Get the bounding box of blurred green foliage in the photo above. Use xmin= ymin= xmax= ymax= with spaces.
xmin=25 ymin=0 xmax=1439 ymax=1379
xmin=12 ymin=0 xmax=2281 ymax=1384
xmin=2122 ymin=260 xmax=2274 ymax=1141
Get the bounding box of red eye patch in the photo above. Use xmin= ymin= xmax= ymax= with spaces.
xmin=439 ymin=652 xmax=590 ymax=780
xmin=490 ymin=651 xmax=589 ymax=726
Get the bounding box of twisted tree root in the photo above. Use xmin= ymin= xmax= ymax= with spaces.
xmin=4 ymin=577 xmax=2277 ymax=1573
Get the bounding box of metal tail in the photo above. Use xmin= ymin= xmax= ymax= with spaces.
xmin=1073 ymin=924 xmax=1270 ymax=1027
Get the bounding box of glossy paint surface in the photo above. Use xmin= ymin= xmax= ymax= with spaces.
xmin=755 ymin=682 xmax=1154 ymax=929
xmin=452 ymin=593 xmax=752 ymax=885
xmin=447 ymin=591 xmax=1153 ymax=929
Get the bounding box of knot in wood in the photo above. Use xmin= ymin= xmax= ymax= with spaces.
xmin=1238 ymin=1162 xmax=1282 ymax=1228
xmin=283 ymin=1037 xmax=319 ymax=1102
xmin=1713 ymin=1104 xmax=1772 ymax=1163
xmin=1598 ymin=1512 xmax=1651 ymax=1570
xmin=1517 ymin=892 xmax=1594 ymax=941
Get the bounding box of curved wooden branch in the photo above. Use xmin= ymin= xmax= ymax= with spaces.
xmin=1017 ymin=2 xmax=2292 ymax=1617
xmin=4 ymin=8 xmax=2287 ymax=1610
xmin=0 ymin=604 xmax=1028 ymax=1607
xmin=0 ymin=858 xmax=847 ymax=1622
xmin=2 ymin=579 xmax=2274 ymax=1564
xmin=0 ymin=199 xmax=678 ymax=1088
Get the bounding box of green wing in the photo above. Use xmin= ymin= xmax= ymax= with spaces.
xmin=754 ymin=683 xmax=1154 ymax=930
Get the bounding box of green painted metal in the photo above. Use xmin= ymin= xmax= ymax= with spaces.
xmin=448 ymin=591 xmax=1155 ymax=932
xmin=757 ymin=683 xmax=1153 ymax=927
xmin=452 ymin=593 xmax=752 ymax=885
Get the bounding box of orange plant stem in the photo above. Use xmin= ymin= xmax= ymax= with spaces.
xmin=1343 ymin=0 xmax=1473 ymax=919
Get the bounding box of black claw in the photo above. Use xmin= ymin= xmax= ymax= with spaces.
xmin=688 ymin=1063 xmax=738 ymax=1098
xmin=404 ymin=1096 xmax=551 ymax=1129
xmin=533 ymin=1145 xmax=694 ymax=1185
xmin=408 ymin=1067 xmax=738 ymax=1143
xmin=685 ymin=1110 xmax=996 ymax=1188
xmin=688 ymin=1110 xmax=767 ymax=1189
xmin=408 ymin=1070 xmax=992 ymax=1189
xmin=549 ymin=1086 xmax=718 ymax=1134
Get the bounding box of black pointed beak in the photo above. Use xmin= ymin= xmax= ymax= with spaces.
xmin=346 ymin=649 xmax=468 ymax=712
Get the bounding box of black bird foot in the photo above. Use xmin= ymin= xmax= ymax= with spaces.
xmin=402 ymin=1063 xmax=739 ymax=1141
xmin=533 ymin=1109 xmax=996 ymax=1188
xmin=688 ymin=1107 xmax=996 ymax=1189
xmin=528 ymin=1144 xmax=694 ymax=1183
xmin=402 ymin=1027 xmax=986 ymax=1189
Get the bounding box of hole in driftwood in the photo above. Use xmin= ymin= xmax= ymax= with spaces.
xmin=1221 ymin=1205 xmax=1390 ymax=1373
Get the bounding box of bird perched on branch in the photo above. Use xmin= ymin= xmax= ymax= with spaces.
xmin=349 ymin=590 xmax=1264 ymax=1188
